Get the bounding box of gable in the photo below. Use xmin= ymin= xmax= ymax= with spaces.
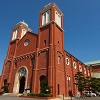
xmin=15 ymin=32 xmax=37 ymax=56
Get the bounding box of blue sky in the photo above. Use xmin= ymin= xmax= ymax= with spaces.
xmin=0 ymin=0 xmax=100 ymax=74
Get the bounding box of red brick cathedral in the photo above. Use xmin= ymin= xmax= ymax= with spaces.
xmin=0 ymin=2 xmax=90 ymax=97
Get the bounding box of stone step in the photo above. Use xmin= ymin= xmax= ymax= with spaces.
xmin=58 ymin=95 xmax=75 ymax=100
xmin=2 ymin=93 xmax=23 ymax=97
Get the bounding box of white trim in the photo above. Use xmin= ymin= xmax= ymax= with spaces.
xmin=79 ymin=66 xmax=82 ymax=72
xmin=46 ymin=10 xmax=50 ymax=23
xmin=55 ymin=10 xmax=61 ymax=27
xmin=13 ymin=66 xmax=28 ymax=93
xmin=39 ymin=20 xmax=64 ymax=31
xmin=88 ymin=70 xmax=90 ymax=76
xmin=84 ymin=68 xmax=86 ymax=74
xmin=42 ymin=12 xmax=46 ymax=25
xmin=42 ymin=10 xmax=50 ymax=26
xmin=73 ymin=62 xmax=76 ymax=69
xmin=21 ymin=29 xmax=26 ymax=38
xmin=58 ymin=56 xmax=61 ymax=64
xmin=66 ymin=58 xmax=69 ymax=65
xmin=12 ymin=29 xmax=18 ymax=40
xmin=24 ymin=39 xmax=29 ymax=46
xmin=69 ymin=76 xmax=70 ymax=81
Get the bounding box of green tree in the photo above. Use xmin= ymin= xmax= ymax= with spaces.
xmin=90 ymin=77 xmax=100 ymax=92
xmin=40 ymin=80 xmax=52 ymax=94
xmin=84 ymin=76 xmax=91 ymax=91
xmin=84 ymin=76 xmax=100 ymax=92
xmin=74 ymin=72 xmax=85 ymax=96
xmin=86 ymin=77 xmax=100 ymax=92
xmin=75 ymin=72 xmax=100 ymax=95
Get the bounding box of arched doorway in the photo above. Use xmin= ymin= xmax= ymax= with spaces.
xmin=40 ymin=75 xmax=46 ymax=82
xmin=4 ymin=79 xmax=7 ymax=86
xmin=19 ymin=76 xmax=26 ymax=93
xmin=40 ymin=75 xmax=47 ymax=91
xmin=13 ymin=67 xmax=28 ymax=93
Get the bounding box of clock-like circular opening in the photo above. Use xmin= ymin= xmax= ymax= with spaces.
xmin=24 ymin=39 xmax=29 ymax=46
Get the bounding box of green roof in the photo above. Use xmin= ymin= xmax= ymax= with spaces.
xmin=84 ymin=60 xmax=100 ymax=66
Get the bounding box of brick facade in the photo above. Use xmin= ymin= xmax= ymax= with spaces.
xmin=0 ymin=2 xmax=90 ymax=97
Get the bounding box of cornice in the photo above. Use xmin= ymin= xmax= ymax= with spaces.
xmin=39 ymin=2 xmax=63 ymax=16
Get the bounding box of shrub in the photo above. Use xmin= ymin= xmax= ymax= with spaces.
xmin=0 ymin=91 xmax=3 ymax=95
xmin=43 ymin=94 xmax=54 ymax=97
xmin=27 ymin=93 xmax=54 ymax=97
xmin=37 ymin=93 xmax=45 ymax=97
xmin=1 ymin=85 xmax=9 ymax=93
xmin=27 ymin=93 xmax=38 ymax=96
xmin=40 ymin=80 xmax=52 ymax=94
xmin=27 ymin=93 xmax=34 ymax=96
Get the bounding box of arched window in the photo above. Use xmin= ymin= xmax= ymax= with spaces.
xmin=12 ymin=29 xmax=18 ymax=40
xmin=44 ymin=40 xmax=46 ymax=46
xmin=21 ymin=29 xmax=26 ymax=38
xmin=55 ymin=11 xmax=61 ymax=27
xmin=58 ymin=56 xmax=61 ymax=64
xmin=68 ymin=76 xmax=71 ymax=92
xmin=84 ymin=68 xmax=86 ymax=74
xmin=4 ymin=79 xmax=7 ymax=86
xmin=73 ymin=62 xmax=76 ymax=69
xmin=79 ymin=66 xmax=82 ymax=72
xmin=42 ymin=10 xmax=50 ymax=25
xmin=66 ymin=58 xmax=69 ymax=65
xmin=88 ymin=70 xmax=90 ymax=76
xmin=67 ymin=75 xmax=69 ymax=80
xmin=58 ymin=41 xmax=60 ymax=47
xmin=69 ymin=76 xmax=71 ymax=81
xmin=18 ymin=67 xmax=26 ymax=78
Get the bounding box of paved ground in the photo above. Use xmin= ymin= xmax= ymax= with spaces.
xmin=0 ymin=96 xmax=41 ymax=100
xmin=74 ymin=97 xmax=100 ymax=100
xmin=0 ymin=96 xmax=100 ymax=100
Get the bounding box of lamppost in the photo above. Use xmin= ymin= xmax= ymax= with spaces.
xmin=46 ymin=89 xmax=49 ymax=94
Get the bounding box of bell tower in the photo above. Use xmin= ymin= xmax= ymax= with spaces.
xmin=39 ymin=2 xmax=63 ymax=28
xmin=38 ymin=2 xmax=64 ymax=51
xmin=1 ymin=21 xmax=32 ymax=91
xmin=6 ymin=21 xmax=31 ymax=59
xmin=36 ymin=2 xmax=65 ymax=97
xmin=11 ymin=21 xmax=31 ymax=41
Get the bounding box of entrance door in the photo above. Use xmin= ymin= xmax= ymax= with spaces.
xmin=58 ymin=84 xmax=60 ymax=95
xmin=19 ymin=76 xmax=25 ymax=93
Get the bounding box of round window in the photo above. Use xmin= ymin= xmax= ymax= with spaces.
xmin=24 ymin=39 xmax=29 ymax=46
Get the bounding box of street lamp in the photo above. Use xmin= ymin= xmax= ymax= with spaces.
xmin=46 ymin=89 xmax=49 ymax=94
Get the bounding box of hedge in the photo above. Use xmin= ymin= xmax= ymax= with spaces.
xmin=27 ymin=93 xmax=54 ymax=97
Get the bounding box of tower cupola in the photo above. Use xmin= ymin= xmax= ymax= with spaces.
xmin=11 ymin=21 xmax=32 ymax=41
xmin=39 ymin=2 xmax=63 ymax=29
